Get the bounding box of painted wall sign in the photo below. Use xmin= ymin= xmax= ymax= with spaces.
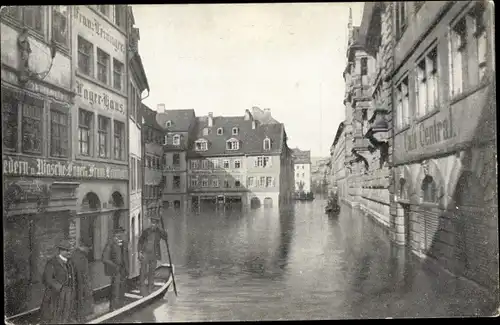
xmin=3 ymin=155 xmax=128 ymax=180
xmin=73 ymin=6 xmax=126 ymax=54
xmin=75 ymin=79 xmax=125 ymax=115
xmin=403 ymin=114 xmax=457 ymax=152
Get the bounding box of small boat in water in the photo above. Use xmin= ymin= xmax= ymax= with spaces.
xmin=5 ymin=263 xmax=174 ymax=325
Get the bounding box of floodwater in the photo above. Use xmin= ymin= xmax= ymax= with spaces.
xmin=122 ymin=199 xmax=496 ymax=322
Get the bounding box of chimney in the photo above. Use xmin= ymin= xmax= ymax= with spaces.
xmin=252 ymin=120 xmax=256 ymax=129
xmin=157 ymin=103 xmax=165 ymax=113
xmin=263 ymin=108 xmax=271 ymax=116
xmin=208 ymin=112 xmax=213 ymax=127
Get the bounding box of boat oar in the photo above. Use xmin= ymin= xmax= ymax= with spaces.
xmin=160 ymin=214 xmax=178 ymax=297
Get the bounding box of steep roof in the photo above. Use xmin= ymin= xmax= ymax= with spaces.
xmin=188 ymin=114 xmax=284 ymax=157
xmin=292 ymin=148 xmax=311 ymax=164
xmin=156 ymin=109 xmax=196 ymax=132
xmin=141 ymin=104 xmax=163 ymax=131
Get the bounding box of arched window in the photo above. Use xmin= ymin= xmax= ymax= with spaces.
xmin=263 ymin=137 xmax=271 ymax=150
xmin=421 ymin=175 xmax=437 ymax=203
xmin=399 ymin=178 xmax=408 ymax=200
xmin=232 ymin=127 xmax=239 ymax=135
xmin=173 ymin=134 xmax=180 ymax=145
xmin=226 ymin=138 xmax=239 ymax=150
xmin=166 ymin=120 xmax=172 ymax=127
xmin=453 ymin=171 xmax=483 ymax=207
xmin=217 ymin=127 xmax=223 ymax=135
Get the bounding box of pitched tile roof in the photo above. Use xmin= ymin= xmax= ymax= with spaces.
xmin=156 ymin=109 xmax=196 ymax=132
xmin=141 ymin=103 xmax=163 ymax=131
xmin=251 ymin=106 xmax=279 ymax=124
xmin=188 ymin=114 xmax=284 ymax=158
xmin=292 ymin=148 xmax=311 ymax=164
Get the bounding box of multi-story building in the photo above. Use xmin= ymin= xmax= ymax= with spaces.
xmin=328 ymin=122 xmax=347 ymax=199
xmin=292 ymin=148 xmax=312 ymax=194
xmin=141 ymin=103 xmax=165 ymax=227
xmin=187 ymin=109 xmax=294 ymax=210
xmin=127 ymin=6 xmax=149 ymax=278
xmin=156 ymin=105 xmax=196 ymax=213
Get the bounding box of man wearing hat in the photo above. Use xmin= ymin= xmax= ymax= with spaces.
xmin=70 ymin=239 xmax=94 ymax=322
xmin=137 ymin=215 xmax=169 ymax=296
xmin=40 ymin=239 xmax=77 ymax=324
xmin=102 ymin=227 xmax=129 ymax=311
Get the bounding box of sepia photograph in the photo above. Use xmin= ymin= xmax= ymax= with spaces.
xmin=1 ymin=2 xmax=498 ymax=323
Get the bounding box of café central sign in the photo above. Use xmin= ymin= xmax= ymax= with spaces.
xmin=403 ymin=113 xmax=457 ymax=152
xmin=73 ymin=6 xmax=126 ymax=54
xmin=3 ymin=156 xmax=128 ymax=180
xmin=75 ymin=80 xmax=125 ymax=115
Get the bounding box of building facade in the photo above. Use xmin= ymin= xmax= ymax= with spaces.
xmin=292 ymin=148 xmax=312 ymax=194
xmin=127 ymin=6 xmax=149 ymax=278
xmin=156 ymin=105 xmax=196 ymax=213
xmin=329 ymin=122 xmax=347 ymax=199
xmin=387 ymin=1 xmax=497 ymax=297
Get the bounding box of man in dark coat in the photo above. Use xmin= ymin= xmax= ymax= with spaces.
xmin=71 ymin=239 xmax=94 ymax=322
xmin=102 ymin=227 xmax=129 ymax=311
xmin=137 ymin=215 xmax=169 ymax=296
xmin=40 ymin=239 xmax=77 ymax=324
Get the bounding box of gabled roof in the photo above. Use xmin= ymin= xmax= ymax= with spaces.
xmin=156 ymin=109 xmax=196 ymax=132
xmin=188 ymin=114 xmax=284 ymax=157
xmin=141 ymin=104 xmax=163 ymax=131
xmin=292 ymin=148 xmax=311 ymax=164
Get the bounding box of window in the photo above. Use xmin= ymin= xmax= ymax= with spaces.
xmin=22 ymin=6 xmax=44 ymax=34
xmin=247 ymin=177 xmax=255 ymax=188
xmin=98 ymin=5 xmax=109 ymax=16
xmin=399 ymin=178 xmax=408 ymax=200
xmin=113 ymin=59 xmax=124 ymax=90
xmin=22 ymin=97 xmax=43 ymax=154
xmin=131 ymin=158 xmax=136 ymax=191
xmin=173 ymin=153 xmax=180 ymax=166
xmin=396 ymin=76 xmax=410 ymax=128
xmin=296 ymin=173 xmax=300 ymax=178
xmin=266 ymin=177 xmax=273 ymax=187
xmin=166 ymin=121 xmax=172 ymax=127
xmin=255 ymin=156 xmax=270 ymax=167
xmin=202 ymin=178 xmax=209 ymax=188
xmin=224 ymin=179 xmax=231 ymax=188
xmin=449 ymin=17 xmax=466 ymax=97
xmin=115 ymin=5 xmax=126 ymax=28
xmin=97 ymin=48 xmax=110 ymax=84
xmin=395 ymin=2 xmax=407 ymax=39
xmin=232 ymin=127 xmax=239 ymax=135
xmin=234 ymin=160 xmax=241 ymax=169
xmin=225 ymin=139 xmax=238 ymax=151
xmin=2 ymin=90 xmax=18 ymax=151
xmin=422 ymin=175 xmax=438 ymax=203
xmin=173 ymin=134 xmax=180 ymax=145
xmin=173 ymin=176 xmax=181 ymax=189
xmin=195 ymin=140 xmax=208 ymax=151
xmin=78 ymin=36 xmax=93 ymax=76
xmin=202 ymin=160 xmax=209 ymax=169
xmin=211 ymin=159 xmax=220 ymax=169
xmin=114 ymin=121 xmax=124 ymax=160
xmin=98 ymin=116 xmax=110 ymax=158
xmin=471 ymin=3 xmax=488 ymax=81
xmin=235 ymin=176 xmax=241 ymax=188
xmin=263 ymin=138 xmax=271 ymax=150
xmin=223 ymin=160 xmax=230 ymax=169
xmin=190 ymin=177 xmax=198 ymax=187
xmin=212 ymin=177 xmax=219 ymax=188
xmin=50 ymin=109 xmax=68 ymax=157
xmin=416 ymin=46 xmax=438 ymax=117
xmin=52 ymin=6 xmax=68 ymax=46
xmin=360 ymin=57 xmax=368 ymax=76
xmin=191 ymin=160 xmax=199 ymax=170
xmin=217 ymin=128 xmax=223 ymax=135
xmin=259 ymin=177 xmax=266 ymax=187
xmin=78 ymin=109 xmax=93 ymax=156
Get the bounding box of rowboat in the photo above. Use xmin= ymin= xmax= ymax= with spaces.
xmin=5 ymin=263 xmax=174 ymax=325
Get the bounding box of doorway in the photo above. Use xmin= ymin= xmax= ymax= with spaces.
xmin=80 ymin=215 xmax=97 ymax=262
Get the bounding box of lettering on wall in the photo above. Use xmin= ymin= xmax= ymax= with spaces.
xmin=73 ymin=6 xmax=125 ymax=54
xmin=3 ymin=156 xmax=128 ymax=180
xmin=404 ymin=115 xmax=457 ymax=152
xmin=75 ymin=80 xmax=125 ymax=115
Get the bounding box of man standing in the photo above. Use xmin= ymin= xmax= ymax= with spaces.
xmin=71 ymin=239 xmax=94 ymax=322
xmin=137 ymin=216 xmax=169 ymax=296
xmin=102 ymin=227 xmax=129 ymax=311
xmin=40 ymin=239 xmax=77 ymax=324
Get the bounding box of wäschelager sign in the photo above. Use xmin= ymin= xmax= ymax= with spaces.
xmin=3 ymin=156 xmax=128 ymax=180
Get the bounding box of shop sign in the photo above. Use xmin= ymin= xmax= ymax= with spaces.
xmin=403 ymin=114 xmax=457 ymax=152
xmin=73 ymin=6 xmax=126 ymax=54
xmin=75 ymin=79 xmax=125 ymax=115
xmin=3 ymin=155 xmax=128 ymax=180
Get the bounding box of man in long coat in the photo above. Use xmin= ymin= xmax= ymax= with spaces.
xmin=137 ymin=215 xmax=169 ymax=296
xmin=40 ymin=239 xmax=77 ymax=324
xmin=71 ymin=239 xmax=94 ymax=322
xmin=102 ymin=227 xmax=129 ymax=311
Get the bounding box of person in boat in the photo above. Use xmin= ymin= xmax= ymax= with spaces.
xmin=40 ymin=239 xmax=77 ymax=324
xmin=102 ymin=227 xmax=130 ymax=312
xmin=71 ymin=239 xmax=94 ymax=322
xmin=137 ymin=215 xmax=169 ymax=296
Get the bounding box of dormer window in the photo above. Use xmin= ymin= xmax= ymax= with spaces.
xmin=173 ymin=134 xmax=180 ymax=146
xmin=217 ymin=127 xmax=223 ymax=135
xmin=163 ymin=135 xmax=168 ymax=145
xmin=226 ymin=138 xmax=239 ymax=150
xmin=232 ymin=127 xmax=239 ymax=135
xmin=195 ymin=139 xmax=208 ymax=151
xmin=263 ymin=137 xmax=271 ymax=150
xmin=166 ymin=120 xmax=172 ymax=128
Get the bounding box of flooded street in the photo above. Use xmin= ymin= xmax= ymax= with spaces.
xmin=123 ymin=199 xmax=495 ymax=321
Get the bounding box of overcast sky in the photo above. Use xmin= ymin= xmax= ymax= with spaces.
xmin=132 ymin=3 xmax=363 ymax=157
